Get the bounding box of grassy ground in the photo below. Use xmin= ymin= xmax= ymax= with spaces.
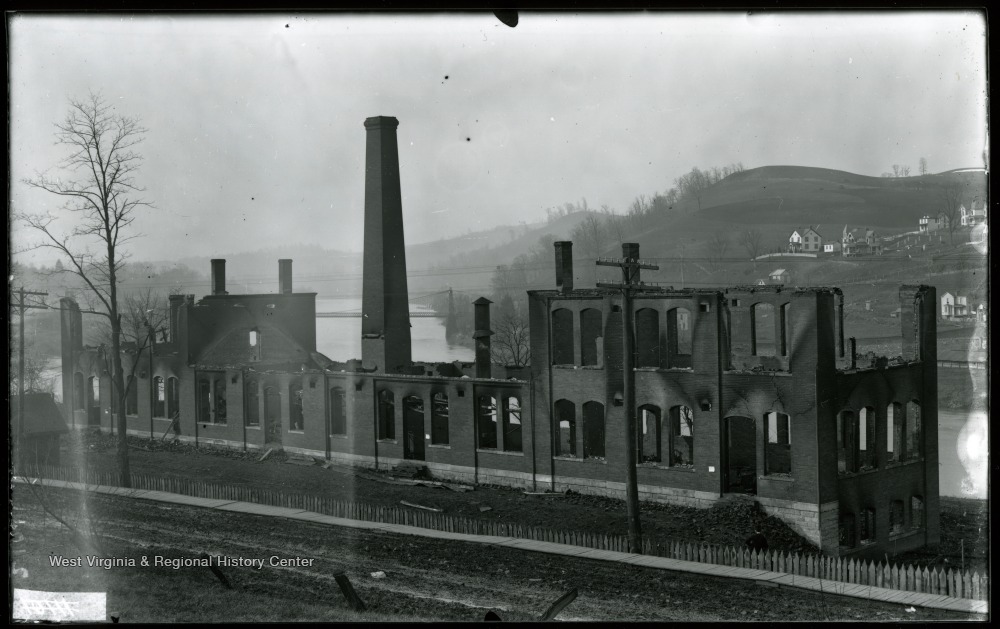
xmin=11 ymin=487 xmax=985 ymax=623
xmin=45 ymin=430 xmax=989 ymax=574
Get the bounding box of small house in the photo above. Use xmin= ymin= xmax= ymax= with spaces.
xmin=788 ymin=226 xmax=824 ymax=253
xmin=940 ymin=292 xmax=955 ymax=317
xmin=769 ymin=269 xmax=790 ymax=285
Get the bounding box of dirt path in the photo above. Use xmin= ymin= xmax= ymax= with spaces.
xmin=11 ymin=488 xmax=984 ymax=623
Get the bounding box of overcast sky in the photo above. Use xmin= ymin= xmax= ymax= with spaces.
xmin=9 ymin=11 xmax=988 ymax=266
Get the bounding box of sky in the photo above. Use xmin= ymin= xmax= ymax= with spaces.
xmin=9 ymin=11 xmax=988 ymax=266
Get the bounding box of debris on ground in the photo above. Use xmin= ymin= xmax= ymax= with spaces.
xmin=401 ymin=500 xmax=442 ymax=512
xmin=370 ymin=570 xmax=386 ymax=579
xmin=524 ymin=491 xmax=564 ymax=497
xmin=479 ymin=506 xmax=493 ymax=513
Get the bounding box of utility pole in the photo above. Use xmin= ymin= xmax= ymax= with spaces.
xmin=596 ymin=244 xmax=659 ymax=554
xmin=12 ymin=287 xmax=50 ymax=470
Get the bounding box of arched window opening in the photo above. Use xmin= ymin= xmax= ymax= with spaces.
xmin=167 ymin=377 xmax=180 ymax=420
xmin=478 ymin=395 xmax=498 ymax=449
xmin=288 ymin=379 xmax=303 ymax=431
xmin=837 ymin=410 xmax=856 ymax=473
xmin=859 ymin=407 xmax=876 ymax=469
xmin=431 ymin=392 xmax=449 ymax=445
xmin=504 ymin=396 xmax=523 ymax=452
xmin=765 ymin=411 xmax=790 ymax=475
xmin=554 ymin=400 xmax=576 ymax=457
xmin=670 ymin=405 xmax=694 ymax=466
xmin=905 ymin=401 xmax=921 ymax=460
xmin=246 ymin=378 xmax=260 ymax=427
xmin=377 ymin=390 xmax=395 ymax=440
xmin=580 ymin=309 xmax=603 ymax=367
xmin=329 ymin=386 xmax=346 ymax=435
xmin=582 ymin=401 xmax=605 ymax=459
xmin=886 ymin=402 xmax=901 ymax=462
xmin=752 ymin=303 xmax=776 ymax=357
xmin=213 ymin=373 xmax=228 ymax=425
xmin=860 ymin=508 xmax=876 ymax=545
xmin=635 ymin=308 xmax=660 ymax=368
xmin=551 ymin=308 xmax=574 ymax=365
xmin=638 ymin=405 xmax=661 ymax=463
xmin=153 ymin=376 xmax=166 ymax=418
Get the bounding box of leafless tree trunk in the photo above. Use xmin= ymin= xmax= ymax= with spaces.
xmin=940 ymin=180 xmax=965 ymax=245
xmin=490 ymin=311 xmax=530 ymax=368
xmin=740 ymin=229 xmax=763 ymax=271
xmin=707 ymin=232 xmax=731 ymax=271
xmin=18 ymin=92 xmax=152 ymax=488
xmin=919 ymin=157 xmax=928 ymax=176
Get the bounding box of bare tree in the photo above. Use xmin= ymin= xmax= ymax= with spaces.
xmin=940 ymin=180 xmax=966 ymax=245
xmin=892 ymin=164 xmax=901 ymax=177
xmin=707 ymin=231 xmax=731 ymax=271
xmin=740 ymin=229 xmax=764 ymax=271
xmin=18 ymin=93 xmax=152 ymax=487
xmin=601 ymin=204 xmax=626 ymax=245
xmin=901 ymin=165 xmax=911 ymax=177
xmin=571 ymin=212 xmax=608 ymax=285
xmin=919 ymin=157 xmax=928 ymax=176
xmin=490 ymin=311 xmax=530 ymax=368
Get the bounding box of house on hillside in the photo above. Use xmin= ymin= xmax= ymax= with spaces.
xmin=919 ymin=214 xmax=949 ymax=233
xmin=960 ymin=200 xmax=988 ymax=227
xmin=842 ymin=226 xmax=883 ymax=256
xmin=769 ymin=269 xmax=790 ymax=285
xmin=940 ymin=292 xmax=954 ymax=318
xmin=954 ymin=296 xmax=969 ymax=318
xmin=823 ymin=241 xmax=842 ymax=254
xmin=976 ymin=303 xmax=987 ymax=323
xmin=788 ymin=226 xmax=824 ymax=253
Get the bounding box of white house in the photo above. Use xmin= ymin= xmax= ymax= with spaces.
xmin=960 ymin=200 xmax=988 ymax=227
xmin=941 ymin=292 xmax=955 ymax=317
xmin=976 ymin=303 xmax=987 ymax=323
xmin=788 ymin=226 xmax=824 ymax=253
xmin=954 ymin=295 xmax=969 ymax=317
xmin=919 ymin=214 xmax=949 ymax=233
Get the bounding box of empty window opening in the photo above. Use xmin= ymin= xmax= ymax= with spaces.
xmin=431 ymin=392 xmax=449 ymax=445
xmin=765 ymin=411 xmax=791 ymax=475
xmin=837 ymin=410 xmax=856 ymax=473
xmin=779 ymin=302 xmax=790 ymax=356
xmin=887 ymin=402 xmax=901 ymax=462
xmin=752 ymin=302 xmax=776 ymax=357
xmin=666 ymin=308 xmax=693 ymax=368
xmin=167 ymin=377 xmax=180 ymax=420
xmin=246 ymin=378 xmax=260 ymax=427
xmin=889 ymin=500 xmax=905 ymax=535
xmin=289 ymin=380 xmax=304 ymax=431
xmin=699 ymin=302 xmax=710 ymax=313
xmin=580 ymin=309 xmax=603 ymax=367
xmin=249 ymin=329 xmax=258 ymax=347
xmin=731 ymin=298 xmax=741 ymax=307
xmin=635 ymin=308 xmax=660 ymax=367
xmin=551 ymin=308 xmax=574 ymax=365
xmin=725 ymin=416 xmax=756 ymax=494
xmin=582 ymin=401 xmax=605 ymax=459
xmin=670 ymin=405 xmax=694 ymax=467
xmin=329 ymin=386 xmax=346 ymax=435
xmin=905 ymin=401 xmax=921 ymax=460
xmin=504 ymin=396 xmax=523 ymax=452
xmin=910 ymin=496 xmax=924 ymax=530
xmin=196 ymin=372 xmax=227 ymax=425
xmin=377 ymin=390 xmax=395 ymax=440
xmin=554 ymin=399 xmax=576 ymax=457
xmin=125 ymin=376 xmax=138 ymax=416
xmin=859 ymin=407 xmax=876 ymax=469
xmin=153 ymin=376 xmax=166 ymax=418
xmin=402 ymin=395 xmax=425 ymax=460
xmin=638 ymin=405 xmax=661 ymax=463
xmin=478 ymin=395 xmax=498 ymax=449
xmin=860 ymin=508 xmax=876 ymax=545
xmin=839 ymin=513 xmax=856 ymax=548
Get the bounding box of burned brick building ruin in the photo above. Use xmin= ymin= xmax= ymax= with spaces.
xmin=59 ymin=116 xmax=939 ymax=558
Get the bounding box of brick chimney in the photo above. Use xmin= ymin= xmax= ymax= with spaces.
xmin=210 ymin=259 xmax=227 ymax=295
xmin=278 ymin=259 xmax=293 ymax=294
xmin=554 ymin=241 xmax=573 ymax=292
xmin=473 ymin=297 xmax=494 ymax=379
xmin=361 ymin=116 xmax=412 ymax=373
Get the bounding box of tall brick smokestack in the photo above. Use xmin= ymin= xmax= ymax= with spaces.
xmin=473 ymin=297 xmax=494 ymax=379
xmin=278 ymin=259 xmax=293 ymax=294
xmin=554 ymin=241 xmax=573 ymax=292
xmin=361 ymin=116 xmax=412 ymax=373
xmin=211 ymin=259 xmax=227 ymax=295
